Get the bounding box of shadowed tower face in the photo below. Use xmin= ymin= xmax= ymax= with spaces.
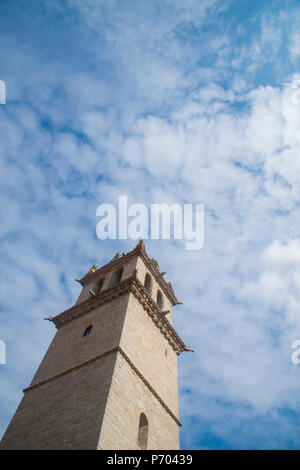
xmin=0 ymin=241 xmax=188 ymax=450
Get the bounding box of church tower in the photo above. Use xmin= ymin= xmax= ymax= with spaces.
xmin=0 ymin=241 xmax=191 ymax=450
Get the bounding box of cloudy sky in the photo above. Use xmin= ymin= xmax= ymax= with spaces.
xmin=1 ymin=0 xmax=300 ymax=449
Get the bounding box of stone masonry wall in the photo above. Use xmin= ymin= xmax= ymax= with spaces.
xmin=0 ymin=352 xmax=117 ymax=450
xmin=98 ymin=351 xmax=179 ymax=450
xmin=135 ymin=256 xmax=173 ymax=324
xmin=76 ymin=255 xmax=138 ymax=305
xmin=30 ymin=293 xmax=130 ymax=386
xmin=120 ymin=292 xmax=179 ymax=417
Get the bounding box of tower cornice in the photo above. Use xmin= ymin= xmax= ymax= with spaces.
xmin=52 ymin=272 xmax=187 ymax=355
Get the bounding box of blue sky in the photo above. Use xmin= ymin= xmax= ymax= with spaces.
xmin=0 ymin=0 xmax=300 ymax=449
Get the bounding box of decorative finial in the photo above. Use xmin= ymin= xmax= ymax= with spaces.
xmin=166 ymin=281 xmax=175 ymax=294
xmin=44 ymin=316 xmax=53 ymax=321
xmin=88 ymin=264 xmax=98 ymax=274
xmin=136 ymin=239 xmax=145 ymax=250
xmin=150 ymin=258 xmax=159 ymax=270
xmin=113 ymin=252 xmax=121 ymax=260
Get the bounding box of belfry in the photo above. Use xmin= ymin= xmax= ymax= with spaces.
xmin=0 ymin=240 xmax=191 ymax=450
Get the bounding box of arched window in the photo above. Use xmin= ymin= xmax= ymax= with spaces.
xmin=157 ymin=290 xmax=164 ymax=311
xmin=83 ymin=325 xmax=93 ymax=337
xmin=94 ymin=278 xmax=104 ymax=294
xmin=108 ymin=267 xmax=123 ymax=289
xmin=137 ymin=413 xmax=148 ymax=450
xmin=144 ymin=273 xmax=152 ymax=295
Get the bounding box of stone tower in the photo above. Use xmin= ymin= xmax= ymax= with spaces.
xmin=0 ymin=241 xmax=191 ymax=450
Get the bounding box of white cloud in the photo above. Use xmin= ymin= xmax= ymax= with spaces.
xmin=1 ymin=0 xmax=300 ymax=450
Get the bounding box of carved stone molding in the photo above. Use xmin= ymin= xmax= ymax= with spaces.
xmin=130 ymin=278 xmax=186 ymax=355
xmin=87 ymin=264 xmax=98 ymax=274
xmin=118 ymin=348 xmax=182 ymax=427
xmin=23 ymin=346 xmax=182 ymax=428
xmin=51 ymin=274 xmax=187 ymax=355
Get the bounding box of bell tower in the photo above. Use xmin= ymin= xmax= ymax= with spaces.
xmin=0 ymin=240 xmax=191 ymax=450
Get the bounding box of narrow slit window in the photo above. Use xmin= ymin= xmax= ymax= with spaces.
xmin=83 ymin=325 xmax=93 ymax=337
xmin=94 ymin=278 xmax=104 ymax=294
xmin=108 ymin=267 xmax=123 ymax=289
xmin=144 ymin=273 xmax=152 ymax=295
xmin=157 ymin=290 xmax=164 ymax=311
xmin=137 ymin=413 xmax=148 ymax=450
